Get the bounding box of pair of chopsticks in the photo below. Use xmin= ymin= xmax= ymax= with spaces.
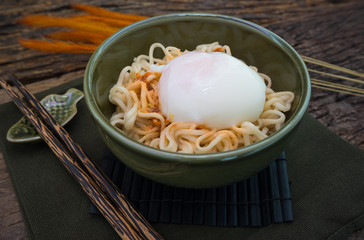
xmin=0 ymin=75 xmax=163 ymax=240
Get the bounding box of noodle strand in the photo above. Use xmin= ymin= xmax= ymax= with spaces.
xmin=109 ymin=42 xmax=295 ymax=153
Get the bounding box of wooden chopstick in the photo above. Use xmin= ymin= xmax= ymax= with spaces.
xmin=0 ymin=76 xmax=163 ymax=240
xmin=0 ymin=77 xmax=135 ymax=239
xmin=8 ymin=74 xmax=162 ymax=240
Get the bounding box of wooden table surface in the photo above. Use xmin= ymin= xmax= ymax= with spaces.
xmin=0 ymin=0 xmax=363 ymax=239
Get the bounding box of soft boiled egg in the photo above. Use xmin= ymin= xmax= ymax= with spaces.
xmin=157 ymin=51 xmax=266 ymax=129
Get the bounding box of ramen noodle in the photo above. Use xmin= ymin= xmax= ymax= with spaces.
xmin=109 ymin=42 xmax=294 ymax=153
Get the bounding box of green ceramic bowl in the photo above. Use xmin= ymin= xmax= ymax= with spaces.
xmin=84 ymin=13 xmax=310 ymax=188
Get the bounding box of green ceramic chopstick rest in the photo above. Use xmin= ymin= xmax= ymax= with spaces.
xmin=6 ymin=88 xmax=84 ymax=143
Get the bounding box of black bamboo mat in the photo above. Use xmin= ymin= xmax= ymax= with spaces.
xmin=89 ymin=151 xmax=293 ymax=227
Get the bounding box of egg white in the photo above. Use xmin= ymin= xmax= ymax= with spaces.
xmin=158 ymin=51 xmax=266 ymax=129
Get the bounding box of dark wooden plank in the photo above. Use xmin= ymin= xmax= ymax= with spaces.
xmin=263 ymin=1 xmax=364 ymax=149
xmin=0 ymin=0 xmax=360 ymax=84
xmin=0 ymin=152 xmax=29 ymax=240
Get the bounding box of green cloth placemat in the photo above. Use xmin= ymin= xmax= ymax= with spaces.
xmin=0 ymin=78 xmax=363 ymax=240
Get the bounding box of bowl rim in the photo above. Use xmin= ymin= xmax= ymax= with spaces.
xmin=84 ymin=12 xmax=311 ymax=165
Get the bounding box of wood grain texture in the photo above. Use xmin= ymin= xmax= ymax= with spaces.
xmin=0 ymin=0 xmax=363 ymax=239
xmin=264 ymin=1 xmax=364 ymax=149
xmin=0 ymin=152 xmax=29 ymax=240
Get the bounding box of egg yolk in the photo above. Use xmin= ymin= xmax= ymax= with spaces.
xmin=157 ymin=51 xmax=266 ymax=129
